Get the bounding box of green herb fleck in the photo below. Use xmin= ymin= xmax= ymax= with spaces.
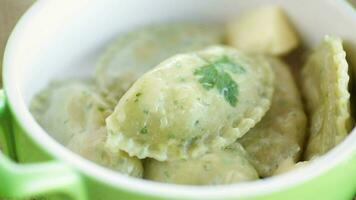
xmin=97 ymin=107 xmax=106 ymax=112
xmin=214 ymin=56 xmax=246 ymax=73
xmin=140 ymin=126 xmax=148 ymax=134
xmin=194 ymin=56 xmax=240 ymax=106
xmin=143 ymin=109 xmax=149 ymax=114
xmin=134 ymin=92 xmax=142 ymax=102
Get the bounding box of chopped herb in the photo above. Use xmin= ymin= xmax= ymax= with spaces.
xmin=194 ymin=56 xmax=240 ymax=106
xmin=134 ymin=92 xmax=142 ymax=102
xmin=194 ymin=120 xmax=200 ymax=126
xmin=143 ymin=109 xmax=149 ymax=114
xmin=97 ymin=107 xmax=106 ymax=112
xmin=214 ymin=56 xmax=246 ymax=74
xmin=140 ymin=126 xmax=148 ymax=134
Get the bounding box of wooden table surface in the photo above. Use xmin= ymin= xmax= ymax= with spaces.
xmin=0 ymin=0 xmax=35 ymax=84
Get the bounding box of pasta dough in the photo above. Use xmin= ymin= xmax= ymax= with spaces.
xmin=239 ymin=58 xmax=307 ymax=177
xmin=302 ymin=36 xmax=353 ymax=160
xmin=226 ymin=6 xmax=299 ymax=56
xmin=144 ymin=143 xmax=258 ymax=185
xmin=106 ymin=46 xmax=274 ymax=161
xmin=96 ymin=23 xmax=223 ymax=105
xmin=30 ymin=81 xmax=111 ymax=144
xmin=30 ymin=81 xmax=143 ymax=177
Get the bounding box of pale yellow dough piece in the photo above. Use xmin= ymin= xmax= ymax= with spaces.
xmin=144 ymin=143 xmax=258 ymax=185
xmin=96 ymin=23 xmax=223 ymax=106
xmin=227 ymin=6 xmax=299 ymax=56
xmin=30 ymin=81 xmax=111 ymax=144
xmin=273 ymin=159 xmax=308 ymax=176
xmin=302 ymin=36 xmax=352 ymax=160
xmin=106 ymin=46 xmax=274 ymax=161
xmin=30 ymin=81 xmax=143 ymax=177
xmin=239 ymin=58 xmax=307 ymax=177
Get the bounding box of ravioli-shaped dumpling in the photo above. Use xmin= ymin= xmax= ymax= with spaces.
xmin=144 ymin=143 xmax=258 ymax=185
xmin=239 ymin=58 xmax=307 ymax=177
xmin=67 ymin=128 xmax=143 ymax=177
xmin=96 ymin=23 xmax=223 ymax=105
xmin=30 ymin=81 xmax=143 ymax=177
xmin=106 ymin=46 xmax=274 ymax=161
xmin=226 ymin=6 xmax=299 ymax=56
xmin=302 ymin=36 xmax=353 ymax=160
xmin=30 ymin=81 xmax=111 ymax=144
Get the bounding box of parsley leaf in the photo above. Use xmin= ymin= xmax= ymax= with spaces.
xmin=194 ymin=56 xmax=242 ymax=107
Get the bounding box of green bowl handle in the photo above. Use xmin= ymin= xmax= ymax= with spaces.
xmin=0 ymin=90 xmax=88 ymax=200
xmin=0 ymin=90 xmax=15 ymax=158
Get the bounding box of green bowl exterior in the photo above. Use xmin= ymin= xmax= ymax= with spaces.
xmin=8 ymin=107 xmax=356 ymax=200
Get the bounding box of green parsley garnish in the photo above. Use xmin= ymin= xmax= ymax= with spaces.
xmin=194 ymin=56 xmax=243 ymax=107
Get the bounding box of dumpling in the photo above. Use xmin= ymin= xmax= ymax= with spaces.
xmin=302 ymin=36 xmax=353 ymax=160
xmin=144 ymin=143 xmax=258 ymax=185
xmin=67 ymin=128 xmax=143 ymax=177
xmin=226 ymin=6 xmax=299 ymax=56
xmin=272 ymin=158 xmax=309 ymax=176
xmin=30 ymin=81 xmax=143 ymax=177
xmin=30 ymin=80 xmax=111 ymax=144
xmin=105 ymin=46 xmax=274 ymax=161
xmin=96 ymin=23 xmax=223 ymax=105
xmin=239 ymin=58 xmax=307 ymax=177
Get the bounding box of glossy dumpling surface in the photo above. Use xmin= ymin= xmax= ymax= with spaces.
xmin=96 ymin=23 xmax=223 ymax=105
xmin=30 ymin=81 xmax=143 ymax=177
xmin=106 ymin=46 xmax=274 ymax=161
xmin=302 ymin=36 xmax=353 ymax=160
xmin=144 ymin=143 xmax=258 ymax=185
xmin=239 ymin=58 xmax=307 ymax=177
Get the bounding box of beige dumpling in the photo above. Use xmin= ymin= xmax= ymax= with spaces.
xmin=239 ymin=58 xmax=307 ymax=177
xmin=227 ymin=6 xmax=299 ymax=56
xmin=96 ymin=23 xmax=223 ymax=105
xmin=30 ymin=81 xmax=111 ymax=144
xmin=105 ymin=46 xmax=274 ymax=161
xmin=30 ymin=81 xmax=143 ymax=177
xmin=272 ymin=158 xmax=309 ymax=176
xmin=144 ymin=143 xmax=258 ymax=185
xmin=67 ymin=128 xmax=143 ymax=177
xmin=302 ymin=36 xmax=353 ymax=160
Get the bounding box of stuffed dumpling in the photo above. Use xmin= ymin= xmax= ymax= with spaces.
xmin=106 ymin=46 xmax=274 ymax=161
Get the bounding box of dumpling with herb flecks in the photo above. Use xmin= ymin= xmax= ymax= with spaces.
xmin=30 ymin=81 xmax=143 ymax=177
xmin=144 ymin=143 xmax=258 ymax=185
xmin=105 ymin=46 xmax=274 ymax=161
xmin=302 ymin=36 xmax=353 ymax=160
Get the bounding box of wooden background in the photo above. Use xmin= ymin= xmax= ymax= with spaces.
xmin=0 ymin=0 xmax=35 ymax=84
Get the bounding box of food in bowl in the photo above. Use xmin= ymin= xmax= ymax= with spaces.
xmin=30 ymin=6 xmax=354 ymax=185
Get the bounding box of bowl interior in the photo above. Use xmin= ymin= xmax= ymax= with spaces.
xmin=9 ymin=0 xmax=356 ymax=105
xmin=3 ymin=0 xmax=356 ymax=198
